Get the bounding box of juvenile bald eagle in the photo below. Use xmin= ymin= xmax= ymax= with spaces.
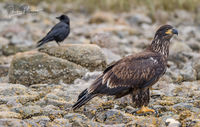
xmin=72 ymin=25 xmax=178 ymax=113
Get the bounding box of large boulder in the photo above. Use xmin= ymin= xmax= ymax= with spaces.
xmin=8 ymin=51 xmax=87 ymax=85
xmin=9 ymin=44 xmax=107 ymax=85
xmin=39 ymin=44 xmax=107 ymax=71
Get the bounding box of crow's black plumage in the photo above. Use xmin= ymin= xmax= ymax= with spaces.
xmin=37 ymin=15 xmax=70 ymax=47
xmin=72 ymin=25 xmax=178 ymax=114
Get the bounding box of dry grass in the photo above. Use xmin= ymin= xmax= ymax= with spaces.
xmin=1 ymin=0 xmax=199 ymax=22
xmin=1 ymin=0 xmax=200 ymax=13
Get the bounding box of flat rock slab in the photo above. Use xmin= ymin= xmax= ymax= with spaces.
xmin=8 ymin=50 xmax=87 ymax=85
xmin=0 ymin=111 xmax=21 ymax=119
xmin=39 ymin=44 xmax=107 ymax=71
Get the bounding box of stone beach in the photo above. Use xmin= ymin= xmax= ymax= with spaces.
xmin=0 ymin=2 xmax=200 ymax=126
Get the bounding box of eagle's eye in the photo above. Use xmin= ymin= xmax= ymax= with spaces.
xmin=165 ymin=29 xmax=172 ymax=35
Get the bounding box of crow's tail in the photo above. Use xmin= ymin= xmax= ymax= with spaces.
xmin=37 ymin=42 xmax=44 ymax=48
xmin=37 ymin=39 xmax=45 ymax=47
xmin=36 ymin=37 xmax=51 ymax=48
xmin=72 ymin=89 xmax=96 ymax=110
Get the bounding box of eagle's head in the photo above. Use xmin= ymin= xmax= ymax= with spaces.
xmin=154 ymin=25 xmax=178 ymax=41
xmin=56 ymin=15 xmax=70 ymax=25
xmin=151 ymin=25 xmax=178 ymax=57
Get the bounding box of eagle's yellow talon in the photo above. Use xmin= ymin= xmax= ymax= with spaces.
xmin=136 ymin=106 xmax=155 ymax=114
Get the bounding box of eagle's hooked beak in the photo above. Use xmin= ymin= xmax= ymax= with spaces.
xmin=166 ymin=28 xmax=178 ymax=36
xmin=172 ymin=28 xmax=178 ymax=35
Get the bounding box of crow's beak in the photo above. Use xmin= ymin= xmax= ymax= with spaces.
xmin=56 ymin=16 xmax=60 ymax=19
xmin=172 ymin=28 xmax=178 ymax=35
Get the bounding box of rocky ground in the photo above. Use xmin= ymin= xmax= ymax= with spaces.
xmin=0 ymin=2 xmax=200 ymax=127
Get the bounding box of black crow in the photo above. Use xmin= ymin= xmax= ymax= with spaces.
xmin=37 ymin=14 xmax=70 ymax=47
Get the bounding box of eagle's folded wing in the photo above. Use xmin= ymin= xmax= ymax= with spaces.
xmin=102 ymin=55 xmax=165 ymax=89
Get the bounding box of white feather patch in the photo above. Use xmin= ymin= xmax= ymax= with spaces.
xmin=106 ymin=78 xmax=111 ymax=87
xmin=150 ymin=57 xmax=158 ymax=64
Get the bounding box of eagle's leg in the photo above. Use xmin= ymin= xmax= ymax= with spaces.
xmin=132 ymin=88 xmax=156 ymax=114
xmin=136 ymin=105 xmax=155 ymax=114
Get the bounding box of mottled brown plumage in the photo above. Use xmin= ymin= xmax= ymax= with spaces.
xmin=72 ymin=25 xmax=178 ymax=111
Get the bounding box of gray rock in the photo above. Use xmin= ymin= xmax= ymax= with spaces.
xmin=165 ymin=118 xmax=181 ymax=127
xmin=0 ymin=65 xmax=9 ymax=77
xmin=193 ymin=60 xmax=200 ymax=80
xmin=126 ymin=14 xmax=152 ymax=25
xmin=64 ymin=113 xmax=97 ymax=127
xmin=155 ymin=10 xmax=169 ymax=24
xmin=102 ymin=48 xmax=121 ymax=64
xmin=6 ymin=98 xmax=22 ymax=107
xmin=82 ymin=106 xmax=98 ymax=119
xmin=81 ymin=71 xmax=101 ymax=81
xmin=0 ymin=119 xmax=28 ymax=127
xmin=64 ymin=113 xmax=88 ymax=122
xmin=26 ymin=116 xmax=50 ymax=127
xmin=10 ymin=36 xmax=24 ymax=45
xmin=9 ymin=51 xmax=87 ymax=85
xmin=169 ymin=41 xmax=192 ymax=56
xmin=42 ymin=105 xmax=66 ymax=118
xmin=44 ymin=97 xmax=72 ymax=108
xmin=182 ymin=118 xmax=200 ymax=127
xmin=166 ymin=69 xmax=182 ymax=83
xmin=0 ymin=83 xmax=38 ymax=97
xmin=151 ymin=90 xmax=165 ymax=98
xmin=22 ymin=120 xmax=40 ymax=127
xmin=0 ymin=56 xmax=13 ymax=65
xmin=0 ymin=111 xmax=21 ymax=119
xmin=39 ymin=44 xmax=107 ymax=71
xmin=126 ymin=116 xmax=163 ymax=127
xmin=152 ymin=105 xmax=168 ymax=113
xmin=173 ymin=81 xmax=200 ymax=100
xmin=178 ymin=26 xmax=196 ymax=40
xmin=160 ymin=83 xmax=177 ymax=96
xmin=2 ymin=44 xmax=32 ymax=56
xmin=172 ymin=103 xmax=193 ymax=113
xmin=174 ymin=10 xmax=194 ymax=25
xmin=10 ymin=36 xmax=34 ymax=46
xmin=0 ymin=95 xmax=41 ymax=105
xmin=11 ymin=105 xmax=43 ymax=119
xmin=180 ymin=63 xmax=197 ymax=81
xmin=1 ymin=24 xmax=26 ymax=39
xmin=0 ymin=37 xmax=9 ymax=56
xmin=48 ymin=118 xmax=71 ymax=127
xmin=96 ymin=109 xmax=132 ymax=124
xmin=186 ymin=38 xmax=200 ymax=51
xmin=90 ymin=33 xmax=119 ymax=50
xmin=90 ymin=32 xmax=131 ymax=56
xmin=89 ymin=11 xmax=115 ymax=24
xmin=45 ymin=93 xmax=60 ymax=100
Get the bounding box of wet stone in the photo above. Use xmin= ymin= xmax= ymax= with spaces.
xmin=11 ymin=105 xmax=43 ymax=119
xmin=95 ymin=109 xmax=133 ymax=124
